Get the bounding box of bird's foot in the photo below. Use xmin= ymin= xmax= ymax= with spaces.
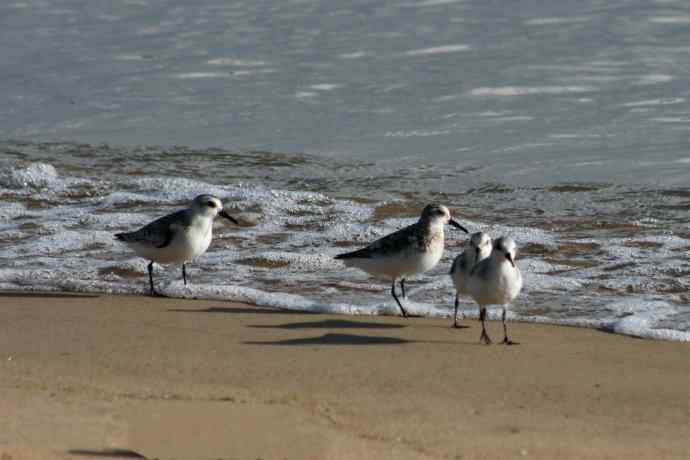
xmin=480 ymin=332 xmax=492 ymax=345
xmin=401 ymin=312 xmax=425 ymax=319
xmin=501 ymin=337 xmax=519 ymax=346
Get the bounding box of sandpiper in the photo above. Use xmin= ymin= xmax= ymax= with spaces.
xmin=449 ymin=231 xmax=492 ymax=328
xmin=115 ymin=194 xmax=238 ymax=296
xmin=467 ymin=236 xmax=523 ymax=344
xmin=335 ymin=203 xmax=468 ymax=317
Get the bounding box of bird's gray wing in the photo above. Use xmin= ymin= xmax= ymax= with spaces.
xmin=115 ymin=209 xmax=190 ymax=248
xmin=335 ymin=224 xmax=418 ymax=259
xmin=469 ymin=257 xmax=492 ymax=280
xmin=450 ymin=253 xmax=467 ymax=275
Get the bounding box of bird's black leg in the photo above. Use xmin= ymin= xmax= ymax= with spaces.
xmin=147 ymin=261 xmax=157 ymax=296
xmin=453 ymin=294 xmax=461 ymax=328
xmin=182 ymin=263 xmax=188 ymax=286
xmin=501 ymin=307 xmax=518 ymax=345
xmin=479 ymin=305 xmax=492 ymax=344
xmin=400 ymin=278 xmax=407 ymax=298
xmin=147 ymin=261 xmax=165 ymax=297
xmin=391 ymin=280 xmax=408 ymax=318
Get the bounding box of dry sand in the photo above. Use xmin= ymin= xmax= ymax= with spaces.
xmin=0 ymin=293 xmax=688 ymax=460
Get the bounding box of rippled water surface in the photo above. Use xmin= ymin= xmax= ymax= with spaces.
xmin=2 ymin=0 xmax=690 ymax=183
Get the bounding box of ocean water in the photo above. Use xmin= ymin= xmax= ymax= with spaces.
xmin=1 ymin=1 xmax=690 ymax=341
xmin=1 ymin=146 xmax=689 ymax=341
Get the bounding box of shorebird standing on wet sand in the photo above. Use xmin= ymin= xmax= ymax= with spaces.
xmin=467 ymin=236 xmax=523 ymax=344
xmin=115 ymin=194 xmax=238 ymax=296
xmin=450 ymin=231 xmax=492 ymax=328
xmin=335 ymin=204 xmax=469 ymax=317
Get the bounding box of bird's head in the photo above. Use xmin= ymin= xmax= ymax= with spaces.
xmin=493 ymin=236 xmax=518 ymax=267
xmin=191 ymin=194 xmax=238 ymax=224
xmin=469 ymin=231 xmax=492 ymax=260
xmin=420 ymin=203 xmax=468 ymax=233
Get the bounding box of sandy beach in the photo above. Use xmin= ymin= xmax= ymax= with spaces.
xmin=0 ymin=293 xmax=688 ymax=460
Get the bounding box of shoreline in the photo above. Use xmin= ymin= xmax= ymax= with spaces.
xmin=2 ymin=287 xmax=688 ymax=343
xmin=1 ymin=293 xmax=688 ymax=459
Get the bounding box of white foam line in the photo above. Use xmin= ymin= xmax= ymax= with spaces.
xmin=471 ymin=86 xmax=595 ymax=96
xmin=404 ymin=44 xmax=470 ymax=56
xmin=649 ymin=16 xmax=690 ymax=24
xmin=310 ymin=84 xmax=340 ymax=91
xmin=174 ymin=72 xmax=233 ymax=79
xmin=623 ymin=97 xmax=685 ymax=107
xmin=524 ymin=17 xmax=590 ymax=26
xmin=637 ymin=74 xmax=674 ymax=85
xmin=454 ymin=310 xmax=690 ymax=342
xmin=206 ymin=58 xmax=266 ymax=67
xmin=339 ymin=51 xmax=369 ymax=59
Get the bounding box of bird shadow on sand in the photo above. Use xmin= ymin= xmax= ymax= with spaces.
xmin=244 ymin=333 xmax=411 ymax=346
xmin=248 ymin=319 xmax=406 ymax=330
xmin=66 ymin=448 xmax=147 ymax=458
xmin=168 ymin=306 xmax=318 ymax=315
xmin=244 ymin=333 xmax=479 ymax=347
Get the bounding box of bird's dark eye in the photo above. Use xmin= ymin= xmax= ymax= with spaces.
xmin=207 ymin=201 xmax=216 ymax=208
xmin=435 ymin=209 xmax=445 ymax=215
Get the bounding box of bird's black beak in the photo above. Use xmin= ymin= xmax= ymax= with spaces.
xmin=449 ymin=219 xmax=469 ymax=233
xmin=506 ymin=252 xmax=515 ymax=268
xmin=219 ymin=210 xmax=239 ymax=225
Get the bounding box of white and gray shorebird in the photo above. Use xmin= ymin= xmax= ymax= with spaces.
xmin=335 ymin=204 xmax=469 ymax=317
xmin=467 ymin=236 xmax=523 ymax=345
xmin=114 ymin=194 xmax=238 ymax=296
xmin=449 ymin=231 xmax=492 ymax=328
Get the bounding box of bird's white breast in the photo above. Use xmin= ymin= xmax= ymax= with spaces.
xmin=132 ymin=218 xmax=213 ymax=264
xmin=468 ymin=262 xmax=522 ymax=306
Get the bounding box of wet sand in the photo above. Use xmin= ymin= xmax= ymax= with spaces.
xmin=0 ymin=293 xmax=688 ymax=459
